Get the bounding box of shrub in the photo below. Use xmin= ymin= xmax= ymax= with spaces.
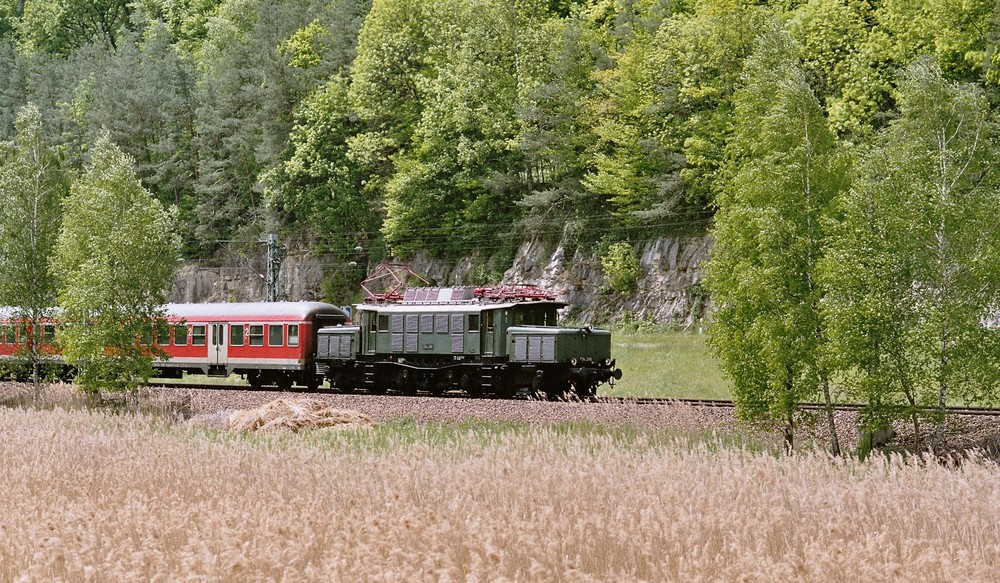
xmin=600 ymin=240 xmax=641 ymax=294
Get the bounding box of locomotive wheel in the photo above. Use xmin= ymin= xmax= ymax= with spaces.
xmin=463 ymin=374 xmax=482 ymax=398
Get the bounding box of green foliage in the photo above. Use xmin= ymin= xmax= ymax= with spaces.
xmin=600 ymin=240 xmax=640 ymax=294
xmin=17 ymin=0 xmax=132 ymax=53
xmin=279 ymin=20 xmax=331 ymax=69
xmin=264 ymin=75 xmax=378 ymax=257
xmin=52 ymin=134 xmax=181 ymax=393
xmin=707 ymin=27 xmax=849 ymax=447
xmin=0 ymin=104 xmax=68 ymax=384
xmin=822 ymin=59 xmax=1000 ymax=439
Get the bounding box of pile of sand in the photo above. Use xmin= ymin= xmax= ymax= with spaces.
xmin=226 ymin=398 xmax=374 ymax=433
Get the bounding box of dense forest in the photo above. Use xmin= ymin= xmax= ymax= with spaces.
xmin=1 ymin=0 xmax=998 ymax=290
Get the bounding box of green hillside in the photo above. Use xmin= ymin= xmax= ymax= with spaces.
xmin=3 ymin=0 xmax=995 ymax=297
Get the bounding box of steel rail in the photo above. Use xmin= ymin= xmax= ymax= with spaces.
xmin=147 ymin=382 xmax=1000 ymax=416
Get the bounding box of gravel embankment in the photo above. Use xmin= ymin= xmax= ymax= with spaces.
xmin=5 ymin=381 xmax=1000 ymax=455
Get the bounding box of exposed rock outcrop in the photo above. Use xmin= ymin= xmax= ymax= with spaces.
xmin=168 ymin=235 xmax=712 ymax=325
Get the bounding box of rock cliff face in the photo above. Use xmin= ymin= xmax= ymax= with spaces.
xmin=168 ymin=235 xmax=712 ymax=325
xmin=498 ymin=236 xmax=711 ymax=326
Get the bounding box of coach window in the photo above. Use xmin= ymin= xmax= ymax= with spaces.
xmin=288 ymin=324 xmax=299 ymax=347
xmin=268 ymin=324 xmax=284 ymax=346
xmin=230 ymin=324 xmax=245 ymax=346
xmin=191 ymin=325 xmax=207 ymax=346
xmin=468 ymin=314 xmax=480 ymax=332
xmin=174 ymin=324 xmax=188 ymax=346
xmin=156 ymin=325 xmax=170 ymax=346
xmin=139 ymin=325 xmax=153 ymax=346
xmin=249 ymin=325 xmax=264 ymax=346
xmin=1 ymin=325 xmax=8 ymax=344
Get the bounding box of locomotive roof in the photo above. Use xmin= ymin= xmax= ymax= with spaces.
xmin=357 ymin=285 xmax=567 ymax=313
xmin=165 ymin=302 xmax=348 ymax=321
xmin=355 ymin=300 xmax=566 ymax=314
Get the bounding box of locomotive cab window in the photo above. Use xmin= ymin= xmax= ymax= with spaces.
xmin=191 ymin=325 xmax=207 ymax=346
xmin=378 ymin=314 xmax=389 ymax=332
xmin=288 ymin=324 xmax=299 ymax=347
xmin=249 ymin=325 xmax=264 ymax=346
xmin=268 ymin=324 xmax=283 ymax=346
xmin=230 ymin=325 xmax=245 ymax=346
xmin=513 ymin=306 xmax=559 ymax=327
xmin=468 ymin=314 xmax=480 ymax=331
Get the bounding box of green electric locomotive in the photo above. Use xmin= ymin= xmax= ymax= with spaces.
xmin=315 ymin=286 xmax=622 ymax=399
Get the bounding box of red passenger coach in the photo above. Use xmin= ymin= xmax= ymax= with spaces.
xmin=0 ymin=307 xmax=62 ymax=376
xmin=156 ymin=302 xmax=349 ymax=390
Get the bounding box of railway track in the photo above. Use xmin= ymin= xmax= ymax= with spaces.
xmin=150 ymin=382 xmax=1000 ymax=416
xmin=598 ymin=396 xmax=1000 ymax=416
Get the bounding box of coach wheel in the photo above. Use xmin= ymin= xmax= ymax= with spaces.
xmin=247 ymin=372 xmax=264 ymax=390
xmin=276 ymin=374 xmax=293 ymax=391
xmin=303 ymin=377 xmax=320 ymax=392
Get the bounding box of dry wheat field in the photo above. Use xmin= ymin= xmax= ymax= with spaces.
xmin=2 ymin=386 xmax=1000 ymax=581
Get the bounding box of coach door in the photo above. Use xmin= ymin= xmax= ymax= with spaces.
xmin=210 ymin=323 xmax=228 ymax=367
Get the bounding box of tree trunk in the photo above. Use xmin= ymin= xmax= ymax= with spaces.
xmin=820 ymin=372 xmax=840 ymax=456
xmin=783 ymin=414 xmax=795 ymax=455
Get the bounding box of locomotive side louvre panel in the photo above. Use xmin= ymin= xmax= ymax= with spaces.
xmin=450 ymin=313 xmax=465 ymax=353
xmin=405 ymin=334 xmax=419 ymax=353
xmin=514 ymin=336 xmax=527 ymax=361
xmin=316 ymin=326 xmax=359 ymax=360
xmin=435 ymin=314 xmax=449 ymax=334
xmin=543 ymin=337 xmax=556 ymax=362
xmin=528 ymin=337 xmax=543 ymax=361
xmin=391 ymin=333 xmax=404 ymax=352
xmin=420 ymin=314 xmax=433 ymax=333
xmin=391 ymin=315 xmax=404 ymax=333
